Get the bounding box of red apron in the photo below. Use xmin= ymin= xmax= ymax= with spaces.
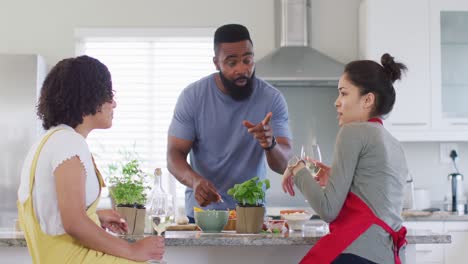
xmin=300 ymin=118 xmax=407 ymax=264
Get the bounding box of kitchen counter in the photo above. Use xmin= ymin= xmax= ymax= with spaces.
xmin=0 ymin=225 xmax=451 ymax=247
xmin=0 ymin=226 xmax=450 ymax=264
xmin=0 ymin=226 xmax=451 ymax=247
xmin=402 ymin=210 xmax=468 ymax=221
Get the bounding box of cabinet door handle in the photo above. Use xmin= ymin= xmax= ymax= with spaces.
xmin=416 ymin=250 xmax=433 ymax=253
xmin=390 ymin=122 xmax=427 ymax=126
xmin=450 ymin=122 xmax=468 ymax=126
xmin=446 ymin=229 xmax=468 ymax=232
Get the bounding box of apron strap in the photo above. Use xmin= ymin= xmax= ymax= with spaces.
xmin=28 ymin=128 xmax=104 ymax=212
xmin=368 ymin=117 xmax=383 ymax=125
xmin=373 ymin=217 xmax=407 ymax=264
xmin=300 ymin=192 xmax=406 ymax=264
xmin=28 ymin=129 xmax=64 ymax=195
xmin=91 ymin=156 xmax=105 ymax=188
xmin=88 ymin=155 xmax=104 ymax=210
xmin=300 ymin=192 xmax=376 ymax=264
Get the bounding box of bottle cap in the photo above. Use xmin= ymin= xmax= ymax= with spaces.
xmin=154 ymin=168 xmax=162 ymax=176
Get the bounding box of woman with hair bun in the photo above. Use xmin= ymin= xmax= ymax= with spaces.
xmin=283 ymin=53 xmax=409 ymax=264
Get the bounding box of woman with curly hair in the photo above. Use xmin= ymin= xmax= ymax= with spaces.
xmin=17 ymin=55 xmax=164 ymax=263
xmin=283 ymin=53 xmax=409 ymax=264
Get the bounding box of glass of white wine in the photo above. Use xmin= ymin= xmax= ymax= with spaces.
xmin=300 ymin=144 xmax=322 ymax=177
xmin=147 ymin=215 xmax=172 ymax=264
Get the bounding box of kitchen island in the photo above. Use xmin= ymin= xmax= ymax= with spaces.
xmin=0 ymin=225 xmax=450 ymax=263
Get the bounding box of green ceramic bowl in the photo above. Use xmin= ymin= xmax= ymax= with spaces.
xmin=194 ymin=210 xmax=229 ymax=233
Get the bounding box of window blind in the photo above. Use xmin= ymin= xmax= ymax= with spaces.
xmin=76 ymin=29 xmax=214 ymax=207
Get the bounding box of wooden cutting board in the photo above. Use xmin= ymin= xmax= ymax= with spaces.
xmin=166 ymin=224 xmax=200 ymax=231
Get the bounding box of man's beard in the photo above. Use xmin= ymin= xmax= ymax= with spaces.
xmin=219 ymin=71 xmax=255 ymax=101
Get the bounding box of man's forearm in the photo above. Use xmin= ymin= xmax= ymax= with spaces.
xmin=167 ymin=152 xmax=202 ymax=189
xmin=265 ymin=140 xmax=292 ymax=174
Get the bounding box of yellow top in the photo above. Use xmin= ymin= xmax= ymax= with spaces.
xmin=17 ymin=128 xmax=143 ymax=264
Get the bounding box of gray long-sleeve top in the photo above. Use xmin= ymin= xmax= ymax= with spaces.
xmin=294 ymin=122 xmax=408 ymax=264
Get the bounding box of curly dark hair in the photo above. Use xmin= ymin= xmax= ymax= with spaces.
xmin=37 ymin=55 xmax=113 ymax=129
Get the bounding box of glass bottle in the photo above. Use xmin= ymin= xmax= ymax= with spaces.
xmin=145 ymin=168 xmax=174 ymax=234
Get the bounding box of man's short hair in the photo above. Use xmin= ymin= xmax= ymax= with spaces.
xmin=214 ymin=24 xmax=252 ymax=54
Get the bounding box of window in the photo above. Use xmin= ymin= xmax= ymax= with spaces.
xmin=75 ymin=28 xmax=215 ymax=208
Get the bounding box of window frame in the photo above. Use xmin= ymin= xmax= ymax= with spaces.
xmin=74 ymin=27 xmax=216 ymax=210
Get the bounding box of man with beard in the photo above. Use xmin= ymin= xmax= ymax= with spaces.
xmin=167 ymin=24 xmax=292 ymax=222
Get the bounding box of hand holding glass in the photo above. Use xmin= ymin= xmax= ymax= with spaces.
xmin=146 ymin=215 xmax=171 ymax=264
xmin=300 ymin=144 xmax=322 ymax=177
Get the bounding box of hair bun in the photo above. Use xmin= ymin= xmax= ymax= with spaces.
xmin=381 ymin=53 xmax=407 ymax=83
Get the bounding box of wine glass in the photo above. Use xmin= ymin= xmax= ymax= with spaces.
xmin=147 ymin=215 xmax=172 ymax=264
xmin=300 ymin=144 xmax=322 ymax=177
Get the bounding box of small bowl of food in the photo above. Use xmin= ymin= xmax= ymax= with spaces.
xmin=267 ymin=219 xmax=288 ymax=234
xmin=194 ymin=210 xmax=229 ymax=233
xmin=280 ymin=210 xmax=313 ymax=231
xmin=223 ymin=209 xmax=237 ymax=231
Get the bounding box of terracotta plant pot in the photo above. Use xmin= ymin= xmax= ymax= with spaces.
xmin=116 ymin=206 xmax=146 ymax=235
xmin=236 ymin=205 xmax=265 ymax=234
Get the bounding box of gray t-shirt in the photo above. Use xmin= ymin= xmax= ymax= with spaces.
xmin=294 ymin=122 xmax=408 ymax=264
xmin=169 ymin=73 xmax=291 ymax=217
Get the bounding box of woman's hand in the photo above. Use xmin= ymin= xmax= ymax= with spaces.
xmin=282 ymin=166 xmax=296 ymax=196
xmin=282 ymin=157 xmax=305 ymax=196
xmin=307 ymin=159 xmax=331 ymax=187
xmin=130 ymin=236 xmax=165 ymax=261
xmin=96 ymin=209 xmax=128 ymax=234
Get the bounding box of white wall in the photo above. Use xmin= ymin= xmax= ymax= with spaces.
xmin=2 ymin=0 xmax=276 ymax=66
xmin=0 ymin=0 xmax=360 ymax=67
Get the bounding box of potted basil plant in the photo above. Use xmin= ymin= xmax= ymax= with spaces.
xmin=108 ymin=159 xmax=150 ymax=235
xmin=227 ymin=176 xmax=270 ymax=234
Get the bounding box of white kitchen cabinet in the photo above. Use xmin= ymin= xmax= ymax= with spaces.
xmin=359 ymin=0 xmax=468 ymax=141
xmin=443 ymin=222 xmax=468 ymax=264
xmin=405 ymin=221 xmax=444 ymax=264
xmin=359 ymin=0 xmax=431 ymax=140
xmin=405 ymin=221 xmax=468 ymax=264
xmin=430 ymin=0 xmax=468 ymax=133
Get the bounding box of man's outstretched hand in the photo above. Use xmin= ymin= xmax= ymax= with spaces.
xmin=243 ymin=112 xmax=274 ymax=149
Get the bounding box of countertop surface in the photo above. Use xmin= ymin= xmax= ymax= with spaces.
xmin=402 ymin=210 xmax=468 ymax=221
xmin=268 ymin=207 xmax=468 ymax=222
xmin=0 ymin=226 xmax=451 ymax=248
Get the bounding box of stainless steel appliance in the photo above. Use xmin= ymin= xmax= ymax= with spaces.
xmin=444 ymin=173 xmax=466 ymax=214
xmin=0 ymin=54 xmax=46 ymax=228
xmin=443 ymin=150 xmax=466 ymax=214
xmin=255 ymin=0 xmax=344 ymax=88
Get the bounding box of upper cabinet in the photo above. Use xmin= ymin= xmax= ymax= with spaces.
xmin=430 ymin=0 xmax=468 ymax=129
xmin=359 ymin=0 xmax=468 ymax=141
